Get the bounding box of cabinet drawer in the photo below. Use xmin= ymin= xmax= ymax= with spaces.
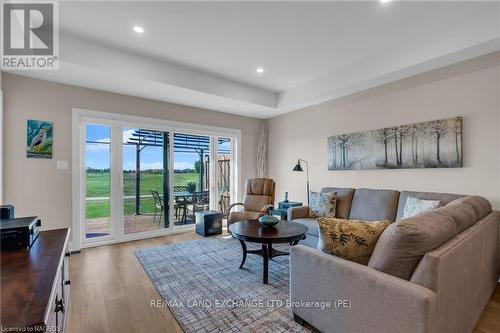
xmin=44 ymin=239 xmax=70 ymax=332
xmin=46 ymin=270 xmax=63 ymax=331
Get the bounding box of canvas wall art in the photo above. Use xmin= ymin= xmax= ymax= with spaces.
xmin=327 ymin=117 xmax=462 ymax=170
xmin=27 ymin=119 xmax=53 ymax=159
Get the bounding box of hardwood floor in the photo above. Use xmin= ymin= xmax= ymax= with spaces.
xmin=67 ymin=231 xmax=202 ymax=333
xmin=474 ymin=283 xmax=500 ymax=333
xmin=67 ymin=231 xmax=500 ymax=333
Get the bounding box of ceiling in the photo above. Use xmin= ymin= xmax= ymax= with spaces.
xmin=7 ymin=1 xmax=500 ymax=118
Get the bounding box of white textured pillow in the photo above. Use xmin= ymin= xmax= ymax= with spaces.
xmin=402 ymin=197 xmax=441 ymax=219
xmin=308 ymin=191 xmax=337 ymax=218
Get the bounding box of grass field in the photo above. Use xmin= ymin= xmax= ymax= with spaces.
xmin=86 ymin=172 xmax=199 ymax=219
xmin=86 ymin=198 xmax=158 ymax=219
xmin=86 ymin=172 xmax=200 ymax=197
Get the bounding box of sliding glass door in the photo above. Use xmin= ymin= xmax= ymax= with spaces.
xmin=123 ymin=128 xmax=170 ymax=234
xmin=84 ymin=124 xmax=112 ymax=240
xmin=76 ymin=111 xmax=240 ymax=248
xmin=172 ymin=133 xmax=211 ymax=226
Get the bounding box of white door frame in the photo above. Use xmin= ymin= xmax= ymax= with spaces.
xmin=71 ymin=108 xmax=241 ymax=251
xmin=213 ymin=136 xmax=236 ymax=215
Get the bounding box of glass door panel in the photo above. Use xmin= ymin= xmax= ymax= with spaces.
xmin=123 ymin=128 xmax=170 ymax=234
xmin=173 ymin=133 xmax=211 ymax=226
xmin=85 ymin=124 xmax=111 ymax=239
xmin=217 ymin=137 xmax=232 ymax=215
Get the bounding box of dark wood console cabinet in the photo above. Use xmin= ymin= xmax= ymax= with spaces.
xmin=1 ymin=228 xmax=71 ymax=332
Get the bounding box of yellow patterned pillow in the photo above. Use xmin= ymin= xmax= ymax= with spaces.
xmin=317 ymin=218 xmax=390 ymax=265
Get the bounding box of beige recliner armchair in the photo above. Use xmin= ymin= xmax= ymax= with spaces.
xmin=226 ymin=178 xmax=275 ymax=231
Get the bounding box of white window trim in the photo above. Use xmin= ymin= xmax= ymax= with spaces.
xmin=71 ymin=107 xmax=241 ymax=251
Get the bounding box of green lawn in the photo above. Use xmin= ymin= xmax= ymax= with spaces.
xmin=86 ymin=198 xmax=158 ymax=219
xmin=86 ymin=172 xmax=200 ymax=197
xmin=85 ymin=172 xmax=200 ymax=219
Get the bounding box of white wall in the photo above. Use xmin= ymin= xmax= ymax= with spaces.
xmin=2 ymin=73 xmax=263 ymax=231
xmin=0 ymin=70 xmax=3 ymax=204
xmin=268 ymin=52 xmax=500 ymax=209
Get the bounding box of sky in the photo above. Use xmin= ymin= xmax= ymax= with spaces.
xmin=85 ymin=125 xmax=230 ymax=171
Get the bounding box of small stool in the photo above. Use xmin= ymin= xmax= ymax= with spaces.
xmin=195 ymin=210 xmax=223 ymax=237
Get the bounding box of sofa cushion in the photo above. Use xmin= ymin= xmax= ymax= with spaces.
xmin=369 ymin=195 xmax=492 ymax=280
xmin=368 ymin=211 xmax=457 ymax=280
xmin=293 ymin=218 xmax=319 ymax=237
xmin=317 ymin=218 xmax=390 ymax=265
xmin=308 ymin=191 xmax=337 ymax=218
xmin=434 ymin=203 xmax=477 ymax=232
xmin=402 ymin=197 xmax=441 ymax=219
xmin=321 ymin=187 xmax=355 ymax=219
xmin=446 ymin=195 xmax=492 ymax=221
xmin=396 ymin=191 xmax=463 ymax=220
xmin=349 ymin=188 xmax=400 ymax=222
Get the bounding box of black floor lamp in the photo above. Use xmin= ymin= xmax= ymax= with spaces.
xmin=293 ymin=159 xmax=310 ymax=205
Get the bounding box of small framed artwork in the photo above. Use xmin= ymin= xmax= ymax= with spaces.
xmin=27 ymin=119 xmax=53 ymax=159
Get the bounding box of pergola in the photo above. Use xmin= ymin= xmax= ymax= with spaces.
xmin=125 ymin=129 xmax=230 ymax=219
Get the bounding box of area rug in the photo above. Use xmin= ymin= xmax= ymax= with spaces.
xmin=135 ymin=237 xmax=310 ymax=333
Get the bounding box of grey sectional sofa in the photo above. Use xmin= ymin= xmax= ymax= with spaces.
xmin=288 ymin=187 xmax=500 ymax=333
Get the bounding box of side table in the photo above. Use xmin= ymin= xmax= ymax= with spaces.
xmin=271 ymin=201 xmax=303 ymax=220
xmin=269 ymin=209 xmax=287 ymax=220
xmin=195 ymin=210 xmax=222 ymax=236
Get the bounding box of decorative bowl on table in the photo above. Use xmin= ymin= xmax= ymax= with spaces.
xmin=258 ymin=215 xmax=280 ymax=227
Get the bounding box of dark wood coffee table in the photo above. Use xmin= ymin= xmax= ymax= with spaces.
xmin=229 ymin=220 xmax=307 ymax=284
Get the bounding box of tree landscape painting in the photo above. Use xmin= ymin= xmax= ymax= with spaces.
xmin=327 ymin=117 xmax=462 ymax=170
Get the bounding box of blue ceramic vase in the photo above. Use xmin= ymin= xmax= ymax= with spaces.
xmin=258 ymin=215 xmax=280 ymax=227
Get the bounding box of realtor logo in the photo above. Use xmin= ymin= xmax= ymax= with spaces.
xmin=1 ymin=1 xmax=59 ymax=70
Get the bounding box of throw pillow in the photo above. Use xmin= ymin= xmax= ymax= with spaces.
xmin=308 ymin=191 xmax=337 ymax=218
xmin=317 ymin=218 xmax=390 ymax=265
xmin=402 ymin=197 xmax=441 ymax=219
xmin=368 ymin=211 xmax=456 ymax=280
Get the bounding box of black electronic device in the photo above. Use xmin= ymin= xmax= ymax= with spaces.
xmin=0 ymin=216 xmax=41 ymax=251
xmin=0 ymin=205 xmax=15 ymax=219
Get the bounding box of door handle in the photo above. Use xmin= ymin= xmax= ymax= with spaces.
xmin=55 ymin=298 xmax=65 ymax=313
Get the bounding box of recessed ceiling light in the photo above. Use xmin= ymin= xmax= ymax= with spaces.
xmin=380 ymin=0 xmax=392 ymax=3
xmin=133 ymin=26 xmax=144 ymax=34
xmin=256 ymin=67 xmax=264 ymax=74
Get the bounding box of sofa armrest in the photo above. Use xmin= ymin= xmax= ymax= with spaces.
xmin=290 ymin=245 xmax=437 ymax=333
xmin=288 ymin=206 xmax=309 ymax=221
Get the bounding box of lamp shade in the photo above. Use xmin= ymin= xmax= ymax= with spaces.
xmin=293 ymin=160 xmax=303 ymax=172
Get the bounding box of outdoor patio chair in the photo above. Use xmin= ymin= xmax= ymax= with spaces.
xmin=192 ymin=191 xmax=210 ymax=215
xmin=174 ymin=194 xmax=189 ymax=224
xmin=226 ymin=178 xmax=275 ymax=232
xmin=151 ymin=190 xmax=164 ymax=225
